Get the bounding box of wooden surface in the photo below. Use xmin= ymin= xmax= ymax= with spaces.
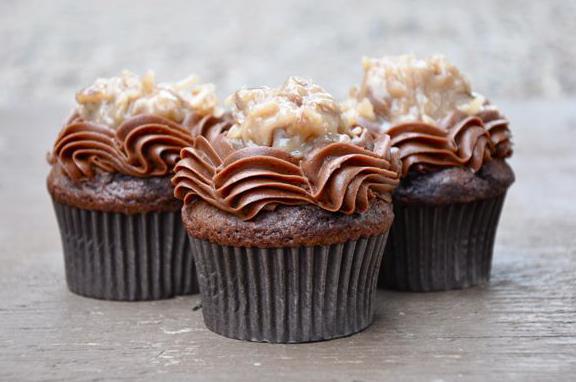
xmin=1 ymin=100 xmax=575 ymax=381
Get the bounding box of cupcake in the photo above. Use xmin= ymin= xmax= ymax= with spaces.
xmin=47 ymin=71 xmax=230 ymax=300
xmin=173 ymin=77 xmax=401 ymax=342
xmin=343 ymin=55 xmax=514 ymax=291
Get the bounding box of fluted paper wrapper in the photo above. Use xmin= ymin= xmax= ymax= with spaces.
xmin=52 ymin=202 xmax=198 ymax=300
xmin=379 ymin=193 xmax=507 ymax=292
xmin=189 ymin=234 xmax=388 ymax=343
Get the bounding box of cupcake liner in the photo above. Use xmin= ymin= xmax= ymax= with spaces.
xmin=189 ymin=233 xmax=388 ymax=343
xmin=379 ymin=193 xmax=507 ymax=292
xmin=52 ymin=202 xmax=198 ymax=300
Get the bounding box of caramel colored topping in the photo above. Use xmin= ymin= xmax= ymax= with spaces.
xmin=76 ymin=71 xmax=222 ymax=128
xmin=340 ymin=98 xmax=377 ymax=127
xmin=227 ymin=77 xmax=352 ymax=157
xmin=357 ymin=55 xmax=489 ymax=124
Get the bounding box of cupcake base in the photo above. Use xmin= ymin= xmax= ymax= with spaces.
xmin=53 ymin=202 xmax=198 ymax=300
xmin=189 ymin=234 xmax=388 ymax=343
xmin=379 ymin=193 xmax=507 ymax=292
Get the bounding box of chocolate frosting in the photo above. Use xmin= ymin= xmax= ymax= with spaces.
xmin=188 ymin=112 xmax=233 ymax=144
xmin=49 ymin=112 xmax=231 ymax=181
xmin=173 ymin=134 xmax=401 ymax=220
xmin=385 ymin=110 xmax=512 ymax=176
xmin=477 ymin=109 xmax=513 ymax=158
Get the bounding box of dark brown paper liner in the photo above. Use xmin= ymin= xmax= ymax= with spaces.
xmin=379 ymin=193 xmax=507 ymax=292
xmin=189 ymin=233 xmax=388 ymax=343
xmin=52 ymin=202 xmax=198 ymax=300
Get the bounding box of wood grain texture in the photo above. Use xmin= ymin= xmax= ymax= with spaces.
xmin=1 ymin=100 xmax=575 ymax=381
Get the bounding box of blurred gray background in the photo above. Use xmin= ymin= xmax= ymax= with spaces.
xmin=1 ymin=0 xmax=575 ymax=108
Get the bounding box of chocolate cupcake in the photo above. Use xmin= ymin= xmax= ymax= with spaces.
xmin=173 ymin=77 xmax=401 ymax=342
xmin=47 ymin=71 xmax=230 ymax=300
xmin=343 ymin=55 xmax=514 ymax=291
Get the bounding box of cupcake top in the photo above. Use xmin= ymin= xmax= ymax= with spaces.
xmin=49 ymin=71 xmax=228 ymax=181
xmin=173 ymin=77 xmax=401 ymax=221
xmin=226 ymin=77 xmax=359 ymax=158
xmin=343 ymin=55 xmax=513 ymax=176
xmin=76 ymin=70 xmax=222 ymax=128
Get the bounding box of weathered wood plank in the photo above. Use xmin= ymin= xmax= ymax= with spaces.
xmin=1 ymin=100 xmax=575 ymax=381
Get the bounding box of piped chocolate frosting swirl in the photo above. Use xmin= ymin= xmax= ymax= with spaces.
xmin=388 ymin=111 xmax=496 ymax=175
xmin=49 ymin=113 xmax=194 ymax=180
xmin=477 ymin=109 xmax=513 ymax=158
xmin=173 ymin=133 xmax=401 ymax=220
xmin=49 ymin=112 xmax=232 ymax=181
xmin=188 ymin=112 xmax=234 ymax=144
